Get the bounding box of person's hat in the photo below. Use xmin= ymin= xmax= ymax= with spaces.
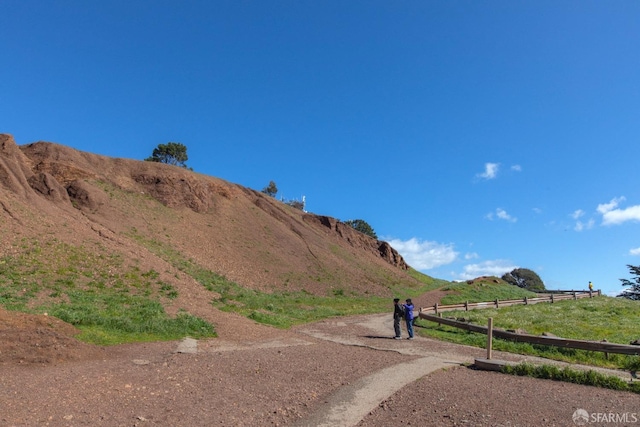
xmin=406 ymin=298 xmax=412 ymax=302
xmin=393 ymin=298 xmax=400 ymax=302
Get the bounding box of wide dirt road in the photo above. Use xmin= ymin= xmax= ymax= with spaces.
xmin=1 ymin=312 xmax=638 ymax=426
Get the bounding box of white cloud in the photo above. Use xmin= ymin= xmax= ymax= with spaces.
xmin=533 ymin=207 xmax=542 ymax=214
xmin=477 ymin=162 xmax=500 ymax=180
xmin=630 ymin=247 xmax=640 ymax=256
xmin=511 ymin=164 xmax=522 ymax=172
xmin=597 ymin=196 xmax=626 ymax=215
xmin=571 ymin=209 xmax=585 ymax=220
xmin=486 ymin=208 xmax=517 ymax=223
xmin=601 ymin=204 xmax=640 ymax=226
xmin=455 ymin=259 xmax=518 ymax=281
xmin=574 ymin=219 xmax=594 ymax=232
xmin=387 ymin=237 xmax=458 ymax=270
xmin=496 ymin=209 xmax=516 ymax=222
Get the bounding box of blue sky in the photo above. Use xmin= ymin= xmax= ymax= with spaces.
xmin=2 ymin=1 xmax=639 ymax=296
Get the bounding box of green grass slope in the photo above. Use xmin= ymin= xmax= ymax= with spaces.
xmin=416 ymin=293 xmax=640 ymax=370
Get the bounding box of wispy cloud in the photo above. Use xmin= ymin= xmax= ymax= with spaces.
xmin=387 ymin=237 xmax=458 ymax=270
xmin=571 ymin=209 xmax=585 ymax=220
xmin=465 ymin=252 xmax=479 ymax=260
xmin=571 ymin=209 xmax=593 ymax=231
xmin=630 ymin=247 xmax=640 ymax=256
xmin=454 ymin=259 xmax=518 ymax=281
xmin=574 ymin=219 xmax=594 ymax=232
xmin=486 ymin=208 xmax=517 ymax=223
xmin=477 ymin=162 xmax=500 ymax=180
xmin=511 ymin=164 xmax=522 ymax=172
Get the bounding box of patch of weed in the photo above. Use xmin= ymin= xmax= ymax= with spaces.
xmin=0 ymin=237 xmax=215 ymax=344
xmin=49 ymin=292 xmax=215 ymax=345
xmin=501 ymin=363 xmax=640 ymax=394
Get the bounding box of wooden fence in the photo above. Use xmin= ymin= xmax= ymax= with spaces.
xmin=417 ymin=290 xmax=640 ymax=356
xmin=421 ymin=289 xmax=600 ymax=315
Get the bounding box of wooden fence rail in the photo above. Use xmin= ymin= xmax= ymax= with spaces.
xmin=417 ymin=290 xmax=640 ymax=357
xmin=421 ymin=289 xmax=600 ymax=315
xmin=417 ymin=313 xmax=640 ymax=356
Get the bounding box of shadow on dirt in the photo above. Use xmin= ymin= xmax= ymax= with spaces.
xmin=363 ymin=335 xmax=397 ymax=340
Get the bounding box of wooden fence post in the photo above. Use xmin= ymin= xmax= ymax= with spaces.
xmin=434 ymin=303 xmax=438 ymax=315
xmin=487 ymin=317 xmax=494 ymax=360
xmin=524 ymin=296 xmax=528 ymax=305
xmin=573 ymin=291 xmax=577 ymax=300
xmin=551 ymin=293 xmax=554 ymax=303
xmin=465 ymin=301 xmax=468 ymax=311
xmin=495 ymin=299 xmax=499 ymax=309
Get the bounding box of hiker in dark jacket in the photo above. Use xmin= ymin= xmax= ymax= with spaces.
xmin=403 ymin=298 xmax=414 ymax=339
xmin=393 ymin=298 xmax=404 ymax=339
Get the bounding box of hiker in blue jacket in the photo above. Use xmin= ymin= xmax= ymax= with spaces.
xmin=403 ymin=298 xmax=414 ymax=339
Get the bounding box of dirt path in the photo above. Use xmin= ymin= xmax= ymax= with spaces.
xmin=291 ymin=313 xmax=469 ymax=426
xmin=292 ymin=357 xmax=452 ymax=427
xmin=2 ymin=311 xmax=637 ymax=426
xmin=292 ymin=313 xmax=636 ymax=427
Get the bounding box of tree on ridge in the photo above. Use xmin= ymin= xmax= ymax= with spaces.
xmin=618 ymin=264 xmax=640 ymax=300
xmin=502 ymin=268 xmax=545 ymax=292
xmin=344 ymin=219 xmax=377 ymax=239
xmin=145 ymin=142 xmax=189 ymax=168
xmin=262 ymin=181 xmax=278 ymax=197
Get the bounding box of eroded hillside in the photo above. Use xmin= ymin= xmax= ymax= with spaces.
xmin=1 ymin=134 xmax=424 ymax=324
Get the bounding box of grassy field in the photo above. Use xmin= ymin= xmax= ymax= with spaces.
xmin=212 ymin=271 xmax=442 ymax=329
xmin=415 ymin=295 xmax=640 ymax=370
xmin=438 ymin=279 xmax=536 ymax=305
